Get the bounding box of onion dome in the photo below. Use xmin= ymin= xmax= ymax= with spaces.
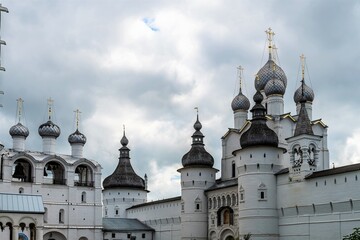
xmin=9 ymin=122 xmax=29 ymax=138
xmin=264 ymin=77 xmax=286 ymax=96
xmin=68 ymin=129 xmax=87 ymax=145
xmin=240 ymin=90 xmax=279 ymax=148
xmin=103 ymin=131 xmax=145 ymax=190
xmin=182 ymin=114 xmax=214 ymax=168
xmin=231 ymin=89 xmax=250 ymax=111
xmin=294 ymin=81 xmax=314 ymax=103
xmin=38 ymin=120 xmax=61 ymax=138
xmin=255 ymin=59 xmax=287 ymax=92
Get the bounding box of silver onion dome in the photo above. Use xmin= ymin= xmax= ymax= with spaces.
xmin=255 ymin=59 xmax=287 ymax=92
xmin=68 ymin=129 xmax=86 ymax=145
xmin=294 ymin=82 xmax=314 ymax=103
xmin=9 ymin=122 xmax=29 ymax=138
xmin=264 ymin=77 xmax=286 ymax=96
xmin=231 ymin=91 xmax=250 ymax=111
xmin=38 ymin=120 xmax=61 ymax=138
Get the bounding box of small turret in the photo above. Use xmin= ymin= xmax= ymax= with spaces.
xmin=294 ymin=54 xmax=315 ymax=119
xmin=38 ymin=98 xmax=60 ymax=154
xmin=231 ymin=66 xmax=250 ymax=129
xmin=9 ymin=98 xmax=29 ymax=151
xmin=68 ymin=109 xmax=87 ymax=158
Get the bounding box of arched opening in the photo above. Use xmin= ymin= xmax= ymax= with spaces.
xmin=231 ymin=161 xmax=236 ymax=178
xmin=79 ymin=237 xmax=88 ymax=240
xmin=59 ymin=209 xmax=65 ymax=223
xmin=74 ymin=164 xmax=94 ymax=187
xmin=217 ymin=207 xmax=234 ymax=226
xmin=44 ymin=208 xmax=48 ymax=223
xmin=81 ymin=192 xmax=86 ymax=203
xmin=43 ymin=231 xmax=67 ymax=240
xmin=12 ymin=159 xmax=32 ymax=182
xmin=0 ymin=222 xmax=13 ymax=240
xmin=29 ymin=223 xmax=36 ymax=240
xmin=44 ymin=161 xmax=66 ymax=185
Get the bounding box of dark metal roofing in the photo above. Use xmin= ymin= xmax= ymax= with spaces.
xmin=231 ymin=87 xmax=250 ymax=111
xmin=127 ymin=196 xmax=181 ymax=210
xmin=294 ymin=101 xmax=313 ymax=137
xmin=68 ymin=129 xmax=87 ymax=145
xmin=102 ymin=218 xmax=154 ymax=232
xmin=240 ymin=91 xmax=279 ymax=148
xmin=9 ymin=122 xmax=29 ymax=138
xmin=103 ymin=133 xmax=145 ymax=190
xmin=274 ymin=167 xmax=289 ymax=175
xmin=305 ymin=163 xmax=360 ymax=179
xmin=182 ymin=115 xmax=214 ymax=168
xmin=205 ymin=178 xmax=238 ymax=192
xmin=255 ymin=58 xmax=287 ymax=92
xmin=38 ymin=120 xmax=61 ymax=138
xmin=0 ymin=193 xmax=45 ymax=214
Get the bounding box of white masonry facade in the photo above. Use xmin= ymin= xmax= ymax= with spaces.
xmin=1 ymin=7 xmax=360 ymax=239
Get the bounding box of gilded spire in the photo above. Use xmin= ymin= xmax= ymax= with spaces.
xmin=74 ymin=109 xmax=81 ymax=130
xmin=47 ymin=98 xmax=54 ymax=120
xmin=300 ymin=54 xmax=306 ymax=81
xmin=265 ymin=27 xmax=275 ymax=59
xmin=16 ymin=98 xmax=24 ymax=123
xmin=237 ymin=65 xmax=244 ymax=92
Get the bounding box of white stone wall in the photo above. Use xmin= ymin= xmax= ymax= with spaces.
xmin=277 ymin=171 xmax=360 ymax=239
xmin=127 ymin=198 xmax=182 ymax=240
xmin=0 ymin=149 xmax=103 ymax=240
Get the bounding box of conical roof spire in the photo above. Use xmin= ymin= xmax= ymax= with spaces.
xmin=182 ymin=109 xmax=214 ymax=167
xmin=102 ymin=129 xmax=145 ymax=190
xmin=240 ymin=90 xmax=279 ymax=148
xmin=294 ymin=78 xmax=314 ymax=137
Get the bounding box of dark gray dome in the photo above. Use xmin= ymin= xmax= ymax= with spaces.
xmin=103 ymin=133 xmax=145 ymax=190
xmin=264 ymin=78 xmax=285 ymax=96
xmin=255 ymin=59 xmax=287 ymax=92
xmin=38 ymin=120 xmax=61 ymax=138
xmin=240 ymin=91 xmax=279 ymax=149
xmin=181 ymin=115 xmax=214 ymax=168
xmin=68 ymin=129 xmax=86 ymax=145
xmin=231 ymin=91 xmax=250 ymax=111
xmin=9 ymin=122 xmax=29 ymax=138
xmin=294 ymin=82 xmax=314 ymax=103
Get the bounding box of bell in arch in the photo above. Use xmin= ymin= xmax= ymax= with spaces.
xmin=12 ymin=163 xmax=26 ymax=180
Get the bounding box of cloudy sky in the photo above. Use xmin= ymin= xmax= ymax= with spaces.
xmin=0 ymin=0 xmax=359 ymax=200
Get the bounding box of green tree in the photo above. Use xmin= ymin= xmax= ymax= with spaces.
xmin=343 ymin=228 xmax=360 ymax=240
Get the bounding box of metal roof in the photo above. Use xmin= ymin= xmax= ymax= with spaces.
xmin=205 ymin=178 xmax=238 ymax=192
xmin=103 ymin=218 xmax=154 ymax=232
xmin=0 ymin=193 xmax=45 ymax=214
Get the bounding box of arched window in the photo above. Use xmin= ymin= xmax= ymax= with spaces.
xmin=81 ymin=191 xmax=86 ymax=203
xmin=239 ymin=186 xmax=245 ymax=203
xmin=258 ymin=183 xmax=267 ymax=201
xmin=29 ymin=223 xmax=36 ymax=240
xmin=232 ymin=193 xmax=237 ymax=206
xmin=12 ymin=159 xmax=32 ymax=182
xmin=231 ymin=161 xmax=236 ymax=178
xmin=308 ymin=144 xmax=316 ymax=167
xmin=105 ymin=207 xmax=108 ymax=216
xmin=222 ymin=196 xmax=226 ymax=207
xmin=44 ymin=161 xmax=66 ymax=185
xmin=217 ymin=207 xmax=234 ymax=226
xmin=213 ymin=197 xmax=217 ymax=209
xmin=115 ymin=206 xmax=119 ymax=216
xmin=44 ymin=207 xmax=48 ymax=223
xmin=226 ymin=195 xmax=231 ymax=206
xmin=195 ymin=197 xmax=202 ymax=212
xmin=59 ymin=209 xmax=64 ymax=223
xmin=209 ymin=198 xmax=212 ymax=209
xmin=75 ymin=164 xmax=94 ymax=187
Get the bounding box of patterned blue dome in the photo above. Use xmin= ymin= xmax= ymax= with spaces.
xmin=38 ymin=120 xmax=61 ymax=138
xmin=231 ymin=91 xmax=250 ymax=111
xmin=294 ymin=82 xmax=314 ymax=103
xmin=255 ymin=59 xmax=287 ymax=92
xmin=264 ymin=78 xmax=286 ymax=96
xmin=9 ymin=122 xmax=29 ymax=138
xmin=68 ymin=129 xmax=86 ymax=145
